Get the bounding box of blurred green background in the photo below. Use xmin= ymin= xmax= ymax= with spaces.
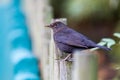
xmin=51 ymin=0 xmax=120 ymax=42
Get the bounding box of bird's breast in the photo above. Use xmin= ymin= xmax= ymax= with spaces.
xmin=55 ymin=42 xmax=75 ymax=53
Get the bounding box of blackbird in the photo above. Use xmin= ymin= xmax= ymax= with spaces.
xmin=47 ymin=21 xmax=111 ymax=56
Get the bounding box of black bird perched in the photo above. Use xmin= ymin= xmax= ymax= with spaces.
xmin=47 ymin=21 xmax=111 ymax=60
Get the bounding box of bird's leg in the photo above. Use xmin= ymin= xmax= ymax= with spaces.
xmin=56 ymin=54 xmax=73 ymax=61
xmin=63 ymin=54 xmax=72 ymax=61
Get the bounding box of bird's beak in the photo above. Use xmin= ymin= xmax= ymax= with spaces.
xmin=45 ymin=24 xmax=50 ymax=27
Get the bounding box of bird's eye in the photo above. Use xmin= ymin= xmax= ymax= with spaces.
xmin=52 ymin=23 xmax=58 ymax=27
xmin=50 ymin=23 xmax=56 ymax=27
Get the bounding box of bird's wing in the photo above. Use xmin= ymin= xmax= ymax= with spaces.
xmin=54 ymin=28 xmax=96 ymax=48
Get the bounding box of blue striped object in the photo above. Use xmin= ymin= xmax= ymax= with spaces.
xmin=0 ymin=0 xmax=41 ymax=80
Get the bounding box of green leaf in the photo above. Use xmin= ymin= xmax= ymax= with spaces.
xmin=98 ymin=38 xmax=116 ymax=48
xmin=113 ymin=33 xmax=120 ymax=38
xmin=97 ymin=41 xmax=107 ymax=46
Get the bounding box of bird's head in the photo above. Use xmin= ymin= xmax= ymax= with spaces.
xmin=46 ymin=21 xmax=66 ymax=29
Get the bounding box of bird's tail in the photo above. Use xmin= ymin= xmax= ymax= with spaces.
xmin=97 ymin=45 xmax=111 ymax=51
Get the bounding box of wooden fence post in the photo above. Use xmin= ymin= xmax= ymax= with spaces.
xmin=23 ymin=0 xmax=53 ymax=80
xmin=49 ymin=29 xmax=60 ymax=80
xmin=49 ymin=18 xmax=72 ymax=80
xmin=72 ymin=50 xmax=98 ymax=80
xmin=59 ymin=56 xmax=72 ymax=80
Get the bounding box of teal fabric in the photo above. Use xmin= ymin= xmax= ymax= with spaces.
xmin=0 ymin=0 xmax=41 ymax=80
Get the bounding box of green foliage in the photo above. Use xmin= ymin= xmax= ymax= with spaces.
xmin=110 ymin=33 xmax=120 ymax=64
xmin=113 ymin=33 xmax=120 ymax=38
xmin=99 ymin=33 xmax=120 ymax=65
xmin=98 ymin=38 xmax=116 ymax=48
xmin=63 ymin=0 xmax=115 ymax=20
xmin=98 ymin=33 xmax=120 ymax=80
